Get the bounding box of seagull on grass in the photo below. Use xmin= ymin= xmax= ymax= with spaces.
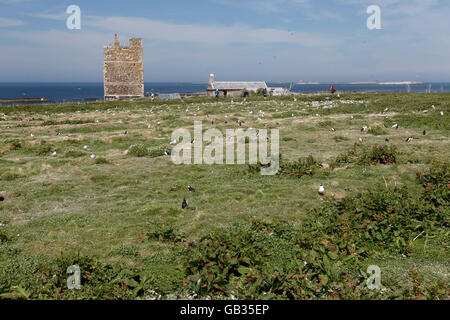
xmin=318 ymin=184 xmax=325 ymax=196
xmin=392 ymin=124 xmax=399 ymax=129
xmin=406 ymin=137 xmax=413 ymax=143
xmin=361 ymin=126 xmax=368 ymax=132
xmin=187 ymin=185 xmax=195 ymax=192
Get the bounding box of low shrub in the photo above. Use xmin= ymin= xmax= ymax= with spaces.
xmin=36 ymin=142 xmax=53 ymax=156
xmin=300 ymin=186 xmax=448 ymax=256
xmin=416 ymin=160 xmax=449 ymax=208
xmin=249 ymin=155 xmax=323 ymax=179
xmin=94 ymin=157 xmax=109 ymax=165
xmin=127 ymin=144 xmax=149 ymax=157
xmin=147 ymin=222 xmax=185 ymax=243
xmin=332 ymin=144 xmax=397 ymax=168
xmin=367 ymin=126 xmax=388 ymax=136
xmin=148 ymin=147 xmax=169 ymax=158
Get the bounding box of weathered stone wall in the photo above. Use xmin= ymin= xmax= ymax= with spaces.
xmin=103 ymin=36 xmax=144 ymax=100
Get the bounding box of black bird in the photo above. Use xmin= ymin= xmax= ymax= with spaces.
xmin=182 ymin=198 xmax=188 ymax=209
xmin=385 ymin=137 xmax=390 ymax=142
xmin=124 ymin=130 xmax=128 ymax=135
xmin=0 ymin=195 xmax=4 ymax=201
xmin=188 ymin=185 xmax=195 ymax=192
xmin=423 ymin=130 xmax=427 ymax=136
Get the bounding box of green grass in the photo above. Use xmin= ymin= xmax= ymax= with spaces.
xmin=0 ymin=93 xmax=448 ymax=300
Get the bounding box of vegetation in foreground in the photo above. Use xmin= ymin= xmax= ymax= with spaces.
xmin=0 ymin=93 xmax=448 ymax=299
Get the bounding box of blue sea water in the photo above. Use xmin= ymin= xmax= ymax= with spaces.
xmin=0 ymin=82 xmax=449 ymax=106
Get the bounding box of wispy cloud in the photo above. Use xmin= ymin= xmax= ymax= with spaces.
xmin=0 ymin=17 xmax=26 ymax=27
xmin=0 ymin=0 xmax=449 ymax=82
xmin=85 ymin=15 xmax=342 ymax=47
xmin=0 ymin=0 xmax=31 ymax=4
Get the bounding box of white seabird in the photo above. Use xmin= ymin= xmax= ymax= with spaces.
xmin=318 ymin=184 xmax=325 ymax=196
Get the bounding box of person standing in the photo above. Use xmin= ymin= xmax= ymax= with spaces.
xmin=215 ymin=89 xmax=220 ymax=98
xmin=330 ymin=85 xmax=336 ymax=94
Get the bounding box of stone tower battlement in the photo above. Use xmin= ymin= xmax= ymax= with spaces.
xmin=103 ymin=34 xmax=144 ymax=100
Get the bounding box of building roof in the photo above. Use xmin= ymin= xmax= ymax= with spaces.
xmin=210 ymin=81 xmax=267 ymax=91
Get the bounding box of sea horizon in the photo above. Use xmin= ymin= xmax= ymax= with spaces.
xmin=1 ymin=81 xmax=450 ymax=106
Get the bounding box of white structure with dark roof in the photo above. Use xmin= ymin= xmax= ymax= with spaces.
xmin=207 ymin=74 xmax=268 ymax=97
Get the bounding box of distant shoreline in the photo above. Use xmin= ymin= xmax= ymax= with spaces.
xmin=0 ymin=98 xmax=51 ymax=103
xmin=296 ymin=81 xmax=424 ymax=85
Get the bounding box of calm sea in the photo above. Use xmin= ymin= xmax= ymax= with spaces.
xmin=1 ymin=82 xmax=449 ymax=106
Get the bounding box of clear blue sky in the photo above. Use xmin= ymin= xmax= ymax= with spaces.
xmin=0 ymin=0 xmax=449 ymax=82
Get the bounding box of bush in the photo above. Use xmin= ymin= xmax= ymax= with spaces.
xmin=332 ymin=144 xmax=397 ymax=167
xmin=36 ymin=142 xmax=53 ymax=156
xmin=0 ymin=253 xmax=151 ymax=300
xmin=300 ymin=186 xmax=448 ymax=256
xmin=94 ymin=157 xmax=109 ymax=165
xmin=367 ymin=126 xmax=388 ymax=136
xmin=416 ymin=160 xmax=449 ymax=208
xmin=183 ymin=219 xmax=372 ymax=299
xmin=148 ymin=147 xmax=169 ymax=158
xmin=279 ymin=155 xmax=323 ymax=178
xmin=0 ymin=173 xmax=23 ymax=181
xmin=147 ymin=222 xmax=185 ymax=243
xmin=127 ymin=144 xmax=149 ymax=157
xmin=249 ymin=155 xmax=323 ymax=179
xmin=364 ymin=145 xmax=397 ymax=165
xmin=8 ymin=140 xmax=22 ymax=151
xmin=0 ymin=232 xmax=12 ymax=243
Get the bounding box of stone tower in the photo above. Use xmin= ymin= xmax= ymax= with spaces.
xmin=103 ymin=34 xmax=144 ymax=100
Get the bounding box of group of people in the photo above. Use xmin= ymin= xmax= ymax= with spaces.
xmin=214 ymin=88 xmax=269 ymax=98
xmin=214 ymin=86 xmax=337 ymax=97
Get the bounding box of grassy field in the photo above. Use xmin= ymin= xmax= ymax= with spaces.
xmin=0 ymin=93 xmax=448 ymax=300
